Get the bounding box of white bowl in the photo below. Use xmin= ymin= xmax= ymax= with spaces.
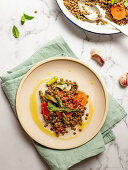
xmin=56 ymin=0 xmax=128 ymax=35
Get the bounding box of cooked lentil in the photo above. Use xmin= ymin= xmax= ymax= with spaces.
xmin=39 ymin=77 xmax=89 ymax=137
xmin=63 ymin=0 xmax=127 ymax=25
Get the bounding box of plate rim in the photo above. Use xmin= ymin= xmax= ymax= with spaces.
xmin=56 ymin=0 xmax=120 ymax=35
xmin=16 ymin=57 xmax=108 ymax=149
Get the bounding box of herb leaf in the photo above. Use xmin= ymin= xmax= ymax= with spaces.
xmin=21 ymin=14 xmax=25 ymax=25
xmin=24 ymin=13 xmax=34 ymax=20
xmin=77 ymin=14 xmax=81 ymax=19
xmin=12 ymin=26 xmax=19 ymax=38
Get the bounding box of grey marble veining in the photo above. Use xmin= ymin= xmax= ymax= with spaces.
xmin=0 ymin=0 xmax=128 ymax=170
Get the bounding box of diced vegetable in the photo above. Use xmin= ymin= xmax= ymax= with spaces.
xmin=77 ymin=91 xmax=88 ymax=107
xmin=56 ymin=112 xmax=62 ymax=117
xmin=57 ymin=97 xmax=63 ymax=107
xmin=46 ymin=76 xmax=58 ymax=86
xmin=66 ymin=112 xmax=73 ymax=117
xmin=57 ymin=126 xmax=64 ymax=133
xmin=45 ymin=94 xmax=57 ymax=103
xmin=111 ymin=4 xmax=126 ymax=20
xmin=41 ymin=103 xmax=49 ymax=120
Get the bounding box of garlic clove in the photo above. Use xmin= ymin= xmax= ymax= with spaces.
xmin=90 ymin=49 xmax=105 ymax=66
xmin=119 ymin=73 xmax=128 ymax=87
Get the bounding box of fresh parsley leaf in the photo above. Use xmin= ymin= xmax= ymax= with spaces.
xmin=12 ymin=25 xmax=19 ymax=38
xmin=24 ymin=13 xmax=34 ymax=20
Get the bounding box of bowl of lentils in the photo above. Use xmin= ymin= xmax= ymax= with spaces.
xmin=56 ymin=0 xmax=128 ymax=34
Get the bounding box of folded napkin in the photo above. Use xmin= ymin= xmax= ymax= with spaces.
xmin=0 ymin=36 xmax=127 ymax=170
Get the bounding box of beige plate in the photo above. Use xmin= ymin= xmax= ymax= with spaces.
xmin=16 ymin=57 xmax=108 ymax=149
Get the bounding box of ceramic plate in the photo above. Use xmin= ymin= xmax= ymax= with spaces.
xmin=16 ymin=57 xmax=108 ymax=149
xmin=56 ymin=0 xmax=128 ymax=35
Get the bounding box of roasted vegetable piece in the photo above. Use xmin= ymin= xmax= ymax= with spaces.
xmin=50 ymin=107 xmax=83 ymax=113
xmin=45 ymin=94 xmax=57 ymax=103
xmin=41 ymin=103 xmax=49 ymax=120
xmin=58 ymin=81 xmax=66 ymax=85
xmin=111 ymin=4 xmax=126 ymax=20
xmin=57 ymin=97 xmax=63 ymax=107
xmin=56 ymin=112 xmax=62 ymax=118
xmin=39 ymin=90 xmax=43 ymax=97
xmin=46 ymin=76 xmax=58 ymax=86
xmin=77 ymin=91 xmax=88 ymax=107
xmin=47 ymin=103 xmax=56 ymax=110
xmin=62 ymin=113 xmax=67 ymax=124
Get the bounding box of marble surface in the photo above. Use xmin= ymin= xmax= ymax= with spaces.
xmin=0 ymin=0 xmax=128 ymax=170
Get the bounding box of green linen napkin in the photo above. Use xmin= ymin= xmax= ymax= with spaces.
xmin=0 ymin=36 xmax=127 ymax=170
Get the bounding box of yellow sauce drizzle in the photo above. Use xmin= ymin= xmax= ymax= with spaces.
xmin=68 ymin=69 xmax=71 ymax=72
xmin=90 ymin=81 xmax=94 ymax=85
xmin=30 ymin=80 xmax=94 ymax=140
xmin=30 ymin=79 xmax=56 ymax=137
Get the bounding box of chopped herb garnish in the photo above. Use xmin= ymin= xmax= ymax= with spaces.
xmin=77 ymin=14 xmax=81 ymax=19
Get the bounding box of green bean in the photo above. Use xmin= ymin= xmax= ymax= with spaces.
xmin=50 ymin=107 xmax=83 ymax=113
xmin=47 ymin=76 xmax=58 ymax=86
xmin=58 ymin=81 xmax=66 ymax=85
xmin=47 ymin=103 xmax=56 ymax=110
xmin=39 ymin=90 xmax=43 ymax=98
xmin=45 ymin=94 xmax=57 ymax=103
xmin=39 ymin=90 xmax=45 ymax=102
xmin=57 ymin=97 xmax=63 ymax=107
xmin=62 ymin=113 xmax=67 ymax=124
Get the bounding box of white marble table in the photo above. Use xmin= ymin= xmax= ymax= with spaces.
xmin=0 ymin=0 xmax=128 ymax=170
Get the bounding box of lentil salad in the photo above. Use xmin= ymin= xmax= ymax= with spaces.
xmin=63 ymin=0 xmax=128 ymax=25
xmin=39 ymin=76 xmax=89 ymax=137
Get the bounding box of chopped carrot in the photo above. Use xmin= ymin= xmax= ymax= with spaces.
xmin=111 ymin=4 xmax=126 ymax=20
xmin=77 ymin=91 xmax=88 ymax=107
xmin=62 ymin=96 xmax=68 ymax=101
xmin=57 ymin=91 xmax=64 ymax=96
xmin=66 ymin=112 xmax=73 ymax=117
xmin=69 ymin=103 xmax=74 ymax=109
xmin=56 ymin=112 xmax=62 ymax=118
